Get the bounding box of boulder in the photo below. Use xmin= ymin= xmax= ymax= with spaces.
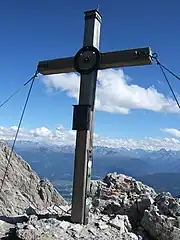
xmin=89 ymin=173 xmax=156 ymax=227
xmin=0 ymin=141 xmax=67 ymax=216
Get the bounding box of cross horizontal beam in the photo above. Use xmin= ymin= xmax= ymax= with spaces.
xmin=37 ymin=47 xmax=152 ymax=75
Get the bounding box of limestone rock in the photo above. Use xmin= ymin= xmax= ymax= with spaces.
xmin=141 ymin=205 xmax=178 ymax=240
xmin=109 ymin=215 xmax=125 ymax=232
xmin=155 ymin=192 xmax=180 ymax=217
xmin=89 ymin=172 xmax=156 ymax=227
xmin=0 ymin=141 xmax=66 ymax=216
xmin=0 ymin=219 xmax=14 ymax=239
xmin=12 ymin=213 xmax=140 ymax=240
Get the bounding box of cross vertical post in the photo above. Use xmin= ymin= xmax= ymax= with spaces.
xmin=37 ymin=8 xmax=153 ymax=226
xmin=71 ymin=9 xmax=102 ymax=224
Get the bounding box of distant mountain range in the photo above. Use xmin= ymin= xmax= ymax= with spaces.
xmin=5 ymin=140 xmax=180 ymax=198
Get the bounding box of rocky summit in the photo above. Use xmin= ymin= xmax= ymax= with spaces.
xmin=0 ymin=142 xmax=180 ymax=239
xmin=0 ymin=141 xmax=66 ymax=216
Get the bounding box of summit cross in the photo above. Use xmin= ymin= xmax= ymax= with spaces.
xmin=38 ymin=9 xmax=152 ymax=225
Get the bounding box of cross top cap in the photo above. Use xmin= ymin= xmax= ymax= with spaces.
xmin=84 ymin=9 xmax=102 ymax=21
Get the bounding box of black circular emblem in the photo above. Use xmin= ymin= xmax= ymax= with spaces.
xmin=74 ymin=46 xmax=100 ymax=75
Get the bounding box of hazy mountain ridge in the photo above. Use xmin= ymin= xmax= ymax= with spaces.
xmin=8 ymin=140 xmax=180 ymax=158
xmin=6 ymin=140 xmax=180 ymax=198
xmin=11 ymin=140 xmax=180 ymax=173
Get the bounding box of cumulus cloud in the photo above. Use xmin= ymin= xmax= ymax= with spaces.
xmin=41 ymin=69 xmax=179 ymax=114
xmin=0 ymin=126 xmax=75 ymax=145
xmin=1 ymin=125 xmax=180 ymax=150
xmin=161 ymin=128 xmax=180 ymax=138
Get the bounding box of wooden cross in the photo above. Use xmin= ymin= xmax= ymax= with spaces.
xmin=38 ymin=9 xmax=152 ymax=225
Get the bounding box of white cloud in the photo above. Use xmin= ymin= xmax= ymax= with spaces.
xmin=41 ymin=69 xmax=179 ymax=114
xmin=1 ymin=125 xmax=180 ymax=150
xmin=30 ymin=127 xmax=51 ymax=137
xmin=0 ymin=126 xmax=75 ymax=145
xmin=161 ymin=128 xmax=180 ymax=138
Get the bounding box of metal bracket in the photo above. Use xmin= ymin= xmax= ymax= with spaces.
xmin=74 ymin=46 xmax=100 ymax=75
xmin=72 ymin=105 xmax=91 ymax=130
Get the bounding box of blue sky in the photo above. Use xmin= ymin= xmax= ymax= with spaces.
xmin=1 ymin=0 xmax=180 ymax=149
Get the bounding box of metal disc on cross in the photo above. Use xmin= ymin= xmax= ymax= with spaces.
xmin=74 ymin=46 xmax=100 ymax=74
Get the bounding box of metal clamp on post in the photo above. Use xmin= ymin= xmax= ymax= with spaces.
xmin=72 ymin=104 xmax=91 ymax=130
xmin=74 ymin=46 xmax=100 ymax=75
xmin=84 ymin=148 xmax=93 ymax=225
xmin=86 ymin=148 xmax=93 ymax=196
